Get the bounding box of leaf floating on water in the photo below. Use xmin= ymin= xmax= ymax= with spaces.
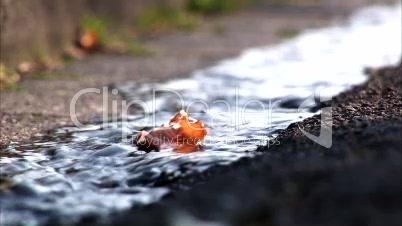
xmin=134 ymin=110 xmax=207 ymax=153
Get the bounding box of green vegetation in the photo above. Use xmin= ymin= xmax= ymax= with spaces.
xmin=134 ymin=5 xmax=199 ymax=35
xmin=62 ymin=52 xmax=75 ymax=64
xmin=79 ymin=14 xmax=153 ymax=55
xmin=79 ymin=13 xmax=109 ymax=44
xmin=276 ymin=28 xmax=300 ymax=39
xmin=266 ymin=0 xmax=293 ymax=5
xmin=265 ymin=0 xmax=323 ymax=6
xmin=102 ymin=35 xmax=153 ymax=55
xmin=125 ymin=40 xmax=155 ymax=56
xmin=186 ymin=0 xmax=247 ymax=14
xmin=0 ymin=64 xmax=20 ymax=91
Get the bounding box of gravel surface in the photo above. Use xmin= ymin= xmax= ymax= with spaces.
xmin=81 ymin=63 xmax=401 ymax=226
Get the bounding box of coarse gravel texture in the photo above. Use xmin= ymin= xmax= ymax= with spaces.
xmin=75 ymin=63 xmax=401 ymax=226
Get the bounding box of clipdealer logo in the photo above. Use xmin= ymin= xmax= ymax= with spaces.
xmin=297 ymin=87 xmax=332 ymax=148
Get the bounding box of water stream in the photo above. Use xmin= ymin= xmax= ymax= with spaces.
xmin=1 ymin=4 xmax=401 ymax=226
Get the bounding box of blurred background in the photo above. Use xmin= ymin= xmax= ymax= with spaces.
xmin=1 ymin=0 xmax=394 ymax=70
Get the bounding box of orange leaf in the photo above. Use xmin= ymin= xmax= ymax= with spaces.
xmin=134 ymin=110 xmax=207 ymax=153
xmin=79 ymin=30 xmax=98 ymax=51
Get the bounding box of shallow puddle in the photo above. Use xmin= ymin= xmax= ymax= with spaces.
xmin=1 ymin=4 xmax=401 ymax=226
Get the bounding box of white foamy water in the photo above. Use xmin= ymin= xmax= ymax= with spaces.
xmin=120 ymin=4 xmax=401 ymax=110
